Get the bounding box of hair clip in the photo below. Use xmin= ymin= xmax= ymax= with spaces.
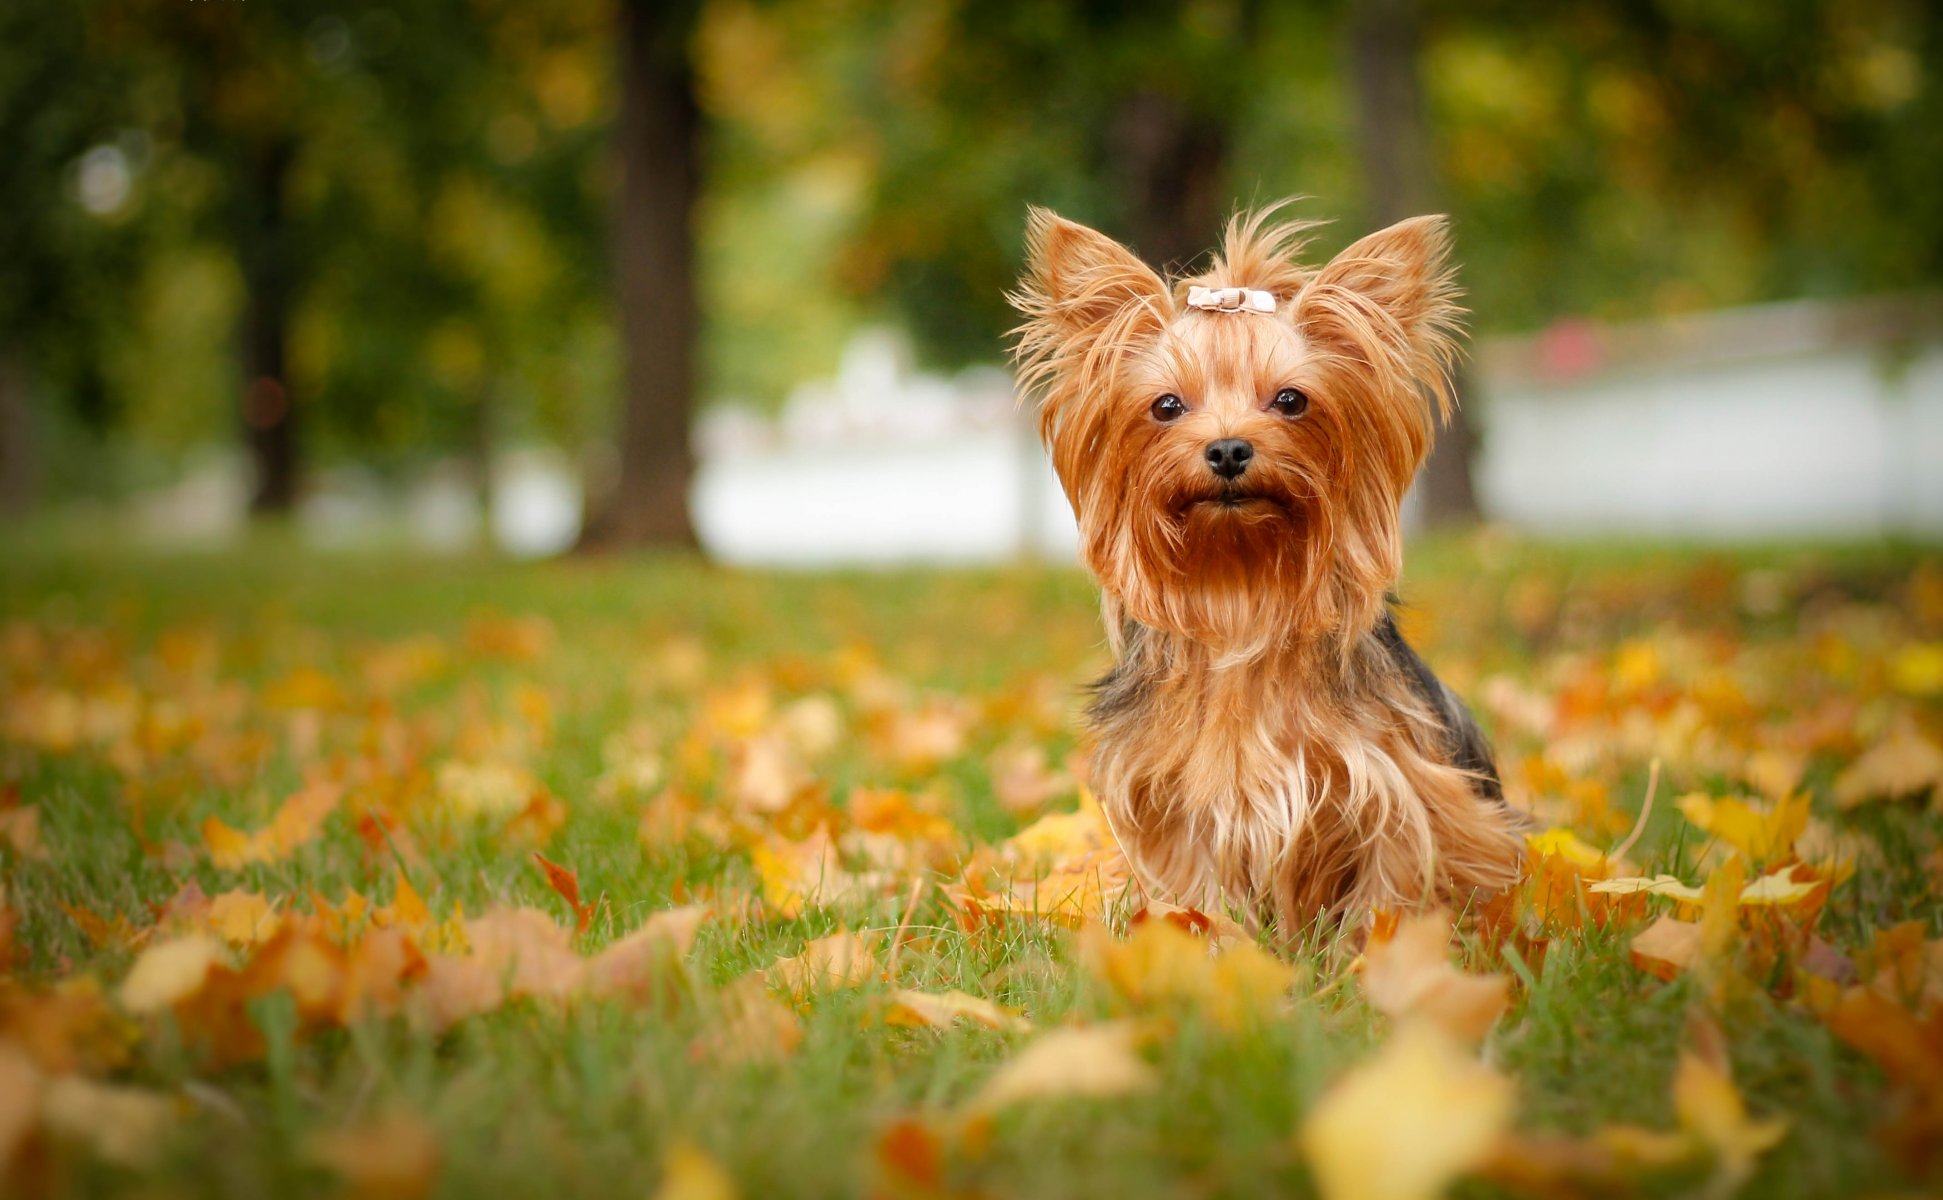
xmin=1185 ymin=285 xmax=1277 ymax=315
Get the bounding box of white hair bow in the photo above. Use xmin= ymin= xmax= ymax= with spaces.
xmin=1185 ymin=285 xmax=1276 ymax=315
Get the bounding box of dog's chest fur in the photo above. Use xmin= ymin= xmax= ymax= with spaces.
xmin=1087 ymin=613 xmax=1520 ymax=925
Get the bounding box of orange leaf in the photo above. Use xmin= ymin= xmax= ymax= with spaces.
xmin=1630 ymin=916 xmax=1703 ymax=981
xmin=532 ymin=852 xmax=592 ymax=934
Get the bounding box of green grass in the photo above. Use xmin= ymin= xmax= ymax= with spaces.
xmin=2 ymin=533 xmax=1939 ymax=1198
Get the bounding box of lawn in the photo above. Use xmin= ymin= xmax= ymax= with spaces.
xmin=2 ymin=533 xmax=1939 ymax=1199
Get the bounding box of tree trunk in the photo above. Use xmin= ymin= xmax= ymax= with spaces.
xmin=1107 ymin=90 xmax=1228 ymax=274
xmin=239 ymin=138 xmax=298 ymax=516
xmin=579 ymin=0 xmax=701 ymax=551
xmin=0 ymin=352 xmax=32 ymax=517
xmin=1348 ymin=0 xmax=1482 ymax=525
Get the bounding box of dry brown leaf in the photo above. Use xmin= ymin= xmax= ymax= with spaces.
xmin=1630 ymin=915 xmax=1703 ymax=981
xmin=766 ymin=931 xmax=881 ymax=1001
xmin=1360 ymin=912 xmax=1509 ymax=1043
xmin=701 ymin=975 xmax=802 ymax=1063
xmin=40 ymin=1075 xmax=178 ymax=1167
xmin=1834 ymin=720 xmax=1943 ymax=809
xmin=305 ymin=1112 xmax=442 ymax=1200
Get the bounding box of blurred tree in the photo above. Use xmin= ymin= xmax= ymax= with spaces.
xmin=578 ymin=0 xmax=702 ymax=550
xmin=1349 ymin=0 xmax=1480 ymax=524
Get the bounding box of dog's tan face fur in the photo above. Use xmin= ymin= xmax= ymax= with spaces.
xmin=1011 ymin=203 xmax=1524 ymax=929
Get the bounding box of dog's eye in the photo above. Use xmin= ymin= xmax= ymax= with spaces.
xmin=1150 ymin=394 xmax=1187 ymax=422
xmin=1269 ymin=387 xmax=1309 ymax=417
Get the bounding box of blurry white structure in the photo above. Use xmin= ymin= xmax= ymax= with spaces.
xmin=694 ymin=330 xmax=1077 ymax=565
xmin=696 ymin=297 xmax=1943 ymax=564
xmin=1477 ymin=294 xmax=1943 ymax=537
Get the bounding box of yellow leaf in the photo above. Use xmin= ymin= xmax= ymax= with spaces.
xmin=884 ymin=988 xmax=1030 ymax=1032
xmin=1360 ymin=912 xmax=1510 ymax=1043
xmin=1080 ymin=916 xmax=1294 ymax=1031
xmin=1299 ymin=1022 xmax=1515 ymax=1200
xmin=1888 ymin=641 xmax=1943 ymax=696
xmin=1524 ymin=828 xmax=1611 ymax=873
xmin=701 ymin=975 xmax=802 ymax=1063
xmin=206 ymin=890 xmax=280 ymax=945
xmin=1590 ymin=875 xmax=1704 ymax=902
xmin=119 ymin=934 xmax=223 ymax=1015
xmin=1672 ymin=1050 xmax=1787 ymax=1193
xmin=201 ymin=815 xmax=255 ymax=870
xmin=655 ymin=1141 xmax=737 ymax=1200
xmin=305 ymin=1112 xmax=442 ymax=1200
xmin=1674 ymin=792 xmax=1807 ymax=864
xmin=967 ymin=1022 xmax=1156 ymax=1112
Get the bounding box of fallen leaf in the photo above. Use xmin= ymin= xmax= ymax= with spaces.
xmin=532 ymin=852 xmax=594 ymax=934
xmin=1833 ymin=721 xmax=1943 ymax=808
xmin=1080 ymin=916 xmax=1294 ymax=1031
xmin=1630 ymin=916 xmax=1703 ymax=981
xmin=1298 ymin=1022 xmax=1515 ymax=1200
xmin=40 ymin=1075 xmax=177 ymax=1167
xmin=767 ymin=931 xmax=881 ymax=1001
xmin=1674 ymin=791 xmax=1808 ymax=864
xmin=884 ymin=989 xmax=1030 ymax=1033
xmin=306 ymin=1112 xmax=442 ymax=1200
xmin=119 ymin=934 xmax=223 ymax=1015
xmin=967 ymin=1022 xmax=1155 ymax=1112
xmin=1360 ymin=912 xmax=1509 ymax=1043
xmin=654 ymin=1140 xmax=737 ymax=1200
xmin=1672 ymin=1046 xmax=1788 ymax=1193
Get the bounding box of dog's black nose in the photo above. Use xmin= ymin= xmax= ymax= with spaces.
xmin=1204 ymin=438 xmax=1254 ymax=480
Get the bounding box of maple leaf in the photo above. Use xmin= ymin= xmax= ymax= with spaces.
xmin=1674 ymin=791 xmax=1809 ymax=865
xmin=533 ymin=852 xmax=595 ymax=934
xmin=1360 ymin=912 xmax=1510 ymax=1043
xmin=305 ymin=1112 xmax=442 ymax=1200
xmin=206 ymin=890 xmax=280 ymax=945
xmin=966 ymin=1022 xmax=1156 ymax=1112
xmin=1298 ymin=1021 xmax=1515 ymax=1200
xmin=883 ymin=989 xmax=1030 ymax=1033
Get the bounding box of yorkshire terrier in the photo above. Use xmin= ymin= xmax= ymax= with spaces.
xmin=1009 ymin=202 xmax=1524 ymax=933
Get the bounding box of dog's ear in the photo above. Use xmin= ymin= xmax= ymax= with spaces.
xmin=1011 ymin=208 xmax=1170 ymax=340
xmin=1296 ymin=215 xmax=1464 ymax=413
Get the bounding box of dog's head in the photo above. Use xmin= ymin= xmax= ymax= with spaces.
xmin=1010 ymin=203 xmax=1463 ymax=654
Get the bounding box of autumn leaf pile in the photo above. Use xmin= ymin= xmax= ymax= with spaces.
xmin=1 ymin=543 xmax=1939 ymax=1199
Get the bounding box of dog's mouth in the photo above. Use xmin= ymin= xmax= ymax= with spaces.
xmin=1182 ymin=489 xmax=1286 ymax=516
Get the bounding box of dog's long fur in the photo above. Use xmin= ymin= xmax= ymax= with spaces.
xmin=1009 ymin=202 xmax=1524 ymax=931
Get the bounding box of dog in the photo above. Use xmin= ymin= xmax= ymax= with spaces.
xmin=1009 ymin=202 xmax=1525 ymax=933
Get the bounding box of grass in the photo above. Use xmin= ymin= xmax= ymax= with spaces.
xmin=2 ymin=532 xmax=1939 ymax=1198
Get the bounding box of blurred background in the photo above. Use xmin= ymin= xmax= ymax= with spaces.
xmin=1 ymin=0 xmax=1939 ymax=563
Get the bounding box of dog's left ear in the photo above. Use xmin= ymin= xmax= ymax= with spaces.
xmin=1296 ymin=215 xmax=1463 ymax=407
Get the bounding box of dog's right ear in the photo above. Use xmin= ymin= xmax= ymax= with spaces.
xmin=1010 ymin=207 xmax=1170 ymax=339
